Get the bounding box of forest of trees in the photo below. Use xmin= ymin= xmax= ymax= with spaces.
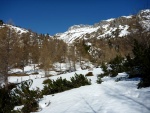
xmin=0 ymin=26 xmax=93 ymax=88
xmin=0 ymin=23 xmax=150 ymax=89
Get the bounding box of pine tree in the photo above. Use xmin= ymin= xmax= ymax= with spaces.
xmin=125 ymin=39 xmax=150 ymax=88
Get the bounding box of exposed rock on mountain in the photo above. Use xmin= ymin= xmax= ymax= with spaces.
xmin=55 ymin=9 xmax=150 ymax=44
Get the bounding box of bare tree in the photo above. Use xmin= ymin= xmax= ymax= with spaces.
xmin=0 ymin=26 xmax=17 ymax=89
xmin=68 ymin=45 xmax=77 ymax=71
xmin=20 ymin=32 xmax=31 ymax=73
xmin=40 ymin=38 xmax=53 ymax=76
xmin=55 ymin=39 xmax=67 ymax=71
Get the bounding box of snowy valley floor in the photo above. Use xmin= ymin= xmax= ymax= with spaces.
xmin=10 ymin=67 xmax=150 ymax=113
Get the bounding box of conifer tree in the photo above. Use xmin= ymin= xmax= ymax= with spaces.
xmin=132 ymin=40 xmax=150 ymax=88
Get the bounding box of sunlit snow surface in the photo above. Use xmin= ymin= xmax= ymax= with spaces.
xmin=6 ymin=24 xmax=28 ymax=34
xmin=37 ymin=70 xmax=150 ymax=113
xmin=57 ymin=25 xmax=100 ymax=43
xmin=8 ymin=65 xmax=150 ymax=113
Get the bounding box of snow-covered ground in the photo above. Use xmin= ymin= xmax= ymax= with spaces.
xmin=9 ymin=65 xmax=150 ymax=113
xmin=36 ymin=71 xmax=150 ymax=113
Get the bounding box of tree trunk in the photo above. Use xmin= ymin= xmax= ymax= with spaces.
xmin=68 ymin=57 xmax=72 ymax=72
xmin=59 ymin=62 xmax=61 ymax=71
xmin=73 ymin=59 xmax=76 ymax=71
xmin=4 ymin=28 xmax=11 ymax=90
xmin=79 ymin=53 xmax=82 ymax=67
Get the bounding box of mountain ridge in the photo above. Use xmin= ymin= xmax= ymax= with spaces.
xmin=0 ymin=9 xmax=149 ymax=43
xmin=53 ymin=9 xmax=149 ymax=44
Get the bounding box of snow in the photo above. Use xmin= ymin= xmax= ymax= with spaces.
xmin=139 ymin=20 xmax=150 ymax=31
xmin=53 ymin=62 xmax=70 ymax=72
xmin=24 ymin=64 xmax=39 ymax=74
xmin=8 ymin=65 xmax=150 ymax=113
xmin=119 ymin=25 xmax=130 ymax=37
xmin=30 ymin=68 xmax=102 ymax=90
xmin=141 ymin=9 xmax=150 ymax=13
xmin=55 ymin=9 xmax=149 ymax=43
xmin=86 ymin=42 xmax=92 ymax=46
xmin=9 ymin=68 xmax=23 ymax=74
xmin=14 ymin=105 xmax=24 ymax=111
xmin=97 ymin=25 xmax=117 ymax=38
xmin=56 ymin=25 xmax=100 ymax=43
xmin=6 ymin=24 xmax=28 ymax=34
xmin=102 ymin=24 xmax=110 ymax=30
xmin=37 ymin=73 xmax=150 ymax=113
xmin=122 ymin=15 xmax=133 ymax=19
xmin=105 ymin=18 xmax=115 ymax=22
xmin=138 ymin=9 xmax=150 ymax=31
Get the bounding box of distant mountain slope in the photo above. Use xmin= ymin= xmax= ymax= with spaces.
xmin=55 ymin=25 xmax=100 ymax=43
xmin=0 ymin=9 xmax=149 ymax=62
xmin=54 ymin=9 xmax=150 ymax=44
xmin=0 ymin=9 xmax=149 ymax=44
xmin=0 ymin=24 xmax=28 ymax=35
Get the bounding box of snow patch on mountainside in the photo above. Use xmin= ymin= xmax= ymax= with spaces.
xmin=55 ymin=9 xmax=149 ymax=44
xmin=122 ymin=15 xmax=133 ymax=19
xmin=138 ymin=9 xmax=150 ymax=31
xmin=119 ymin=25 xmax=130 ymax=37
xmin=0 ymin=24 xmax=28 ymax=34
xmin=105 ymin=18 xmax=115 ymax=22
xmin=97 ymin=24 xmax=129 ymax=39
xmin=6 ymin=24 xmax=28 ymax=34
xmin=56 ymin=25 xmax=100 ymax=43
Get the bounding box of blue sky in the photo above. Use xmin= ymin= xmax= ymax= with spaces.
xmin=0 ymin=0 xmax=149 ymax=35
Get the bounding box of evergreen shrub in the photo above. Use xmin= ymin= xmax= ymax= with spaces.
xmin=126 ymin=40 xmax=150 ymax=88
xmin=42 ymin=73 xmax=91 ymax=95
xmin=14 ymin=80 xmax=43 ymax=113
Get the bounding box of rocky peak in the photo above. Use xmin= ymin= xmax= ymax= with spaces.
xmin=56 ymin=9 xmax=150 ymax=44
xmin=137 ymin=9 xmax=150 ymax=31
xmin=68 ymin=24 xmax=93 ymax=31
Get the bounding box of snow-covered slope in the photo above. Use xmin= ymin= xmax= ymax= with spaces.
xmin=10 ymin=67 xmax=150 ymax=113
xmin=55 ymin=20 xmax=131 ymax=44
xmin=0 ymin=24 xmax=28 ymax=34
xmin=6 ymin=24 xmax=28 ymax=34
xmin=34 ymin=70 xmax=150 ymax=113
xmin=55 ymin=25 xmax=100 ymax=43
xmin=138 ymin=9 xmax=150 ymax=31
xmin=55 ymin=9 xmax=150 ymax=44
xmin=38 ymin=79 xmax=150 ymax=113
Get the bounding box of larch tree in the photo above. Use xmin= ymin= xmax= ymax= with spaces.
xmin=55 ymin=39 xmax=67 ymax=71
xmin=30 ymin=33 xmax=40 ymax=64
xmin=40 ymin=38 xmax=53 ymax=76
xmin=20 ymin=32 xmax=31 ymax=73
xmin=68 ymin=45 xmax=77 ymax=71
xmin=0 ymin=27 xmax=18 ymax=89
